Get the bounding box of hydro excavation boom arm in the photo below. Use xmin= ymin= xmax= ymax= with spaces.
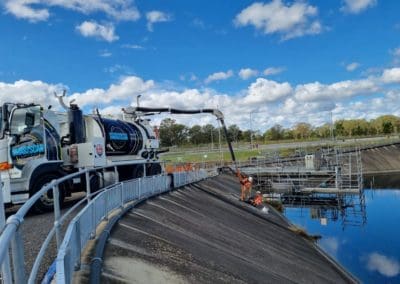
xmin=124 ymin=106 xmax=237 ymax=169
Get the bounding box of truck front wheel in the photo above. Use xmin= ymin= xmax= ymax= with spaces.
xmin=31 ymin=173 xmax=65 ymax=213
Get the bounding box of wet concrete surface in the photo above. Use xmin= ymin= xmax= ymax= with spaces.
xmin=348 ymin=142 xmax=400 ymax=175
xmin=101 ymin=174 xmax=355 ymax=283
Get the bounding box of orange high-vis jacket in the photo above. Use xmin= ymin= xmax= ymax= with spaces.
xmin=253 ymin=194 xmax=262 ymax=206
xmin=237 ymin=170 xmax=252 ymax=190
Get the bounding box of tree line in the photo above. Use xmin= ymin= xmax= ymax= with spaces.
xmin=158 ymin=115 xmax=400 ymax=147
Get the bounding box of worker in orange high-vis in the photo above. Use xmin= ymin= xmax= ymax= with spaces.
xmin=237 ymin=170 xmax=253 ymax=201
xmin=252 ymin=191 xmax=263 ymax=206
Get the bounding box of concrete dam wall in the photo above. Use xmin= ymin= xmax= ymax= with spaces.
xmin=360 ymin=143 xmax=400 ymax=174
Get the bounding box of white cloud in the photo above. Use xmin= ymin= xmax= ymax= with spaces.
xmin=121 ymin=44 xmax=144 ymax=50
xmin=244 ymin=78 xmax=292 ymax=105
xmin=234 ymin=0 xmax=323 ymax=40
xmin=3 ymin=0 xmax=140 ymax=22
xmin=239 ymin=68 xmax=259 ymax=80
xmin=319 ymin=237 xmax=339 ymax=258
xmin=69 ymin=76 xmax=154 ymax=107
xmin=3 ymin=66 xmax=400 ymax=132
xmin=346 ymin=62 xmax=360 ymax=72
xmin=393 ymin=47 xmax=400 ymax=57
xmin=367 ymin=252 xmax=400 ymax=277
xmin=381 ymin=68 xmax=400 ymax=83
xmin=146 ymin=10 xmax=172 ymax=32
xmin=0 ymin=80 xmax=64 ymax=107
xmin=295 ymin=78 xmax=379 ymax=101
xmin=76 ymin=21 xmax=119 ymax=42
xmin=341 ymin=0 xmax=377 ymax=14
xmin=263 ymin=67 xmax=285 ymax=76
xmin=205 ymin=70 xmax=234 ymax=84
xmin=4 ymin=0 xmax=50 ymax=22
xmin=99 ymin=50 xmax=112 ymax=57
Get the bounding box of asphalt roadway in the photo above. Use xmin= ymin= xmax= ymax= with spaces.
xmin=100 ymin=174 xmax=357 ymax=284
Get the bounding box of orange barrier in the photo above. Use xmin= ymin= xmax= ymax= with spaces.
xmin=165 ymin=163 xmax=200 ymax=173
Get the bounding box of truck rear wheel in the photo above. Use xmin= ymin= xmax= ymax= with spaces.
xmin=147 ymin=163 xmax=162 ymax=176
xmin=31 ymin=173 xmax=65 ymax=213
xmin=132 ymin=165 xmax=145 ymax=178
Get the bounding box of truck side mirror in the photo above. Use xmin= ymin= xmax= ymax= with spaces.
xmin=25 ymin=112 xmax=35 ymax=128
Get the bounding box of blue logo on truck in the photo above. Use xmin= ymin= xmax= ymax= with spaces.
xmin=109 ymin=132 xmax=128 ymax=141
xmin=11 ymin=144 xmax=45 ymax=157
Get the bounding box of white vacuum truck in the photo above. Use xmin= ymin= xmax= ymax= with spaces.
xmin=0 ymin=95 xmax=162 ymax=212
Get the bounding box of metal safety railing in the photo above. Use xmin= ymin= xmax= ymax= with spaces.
xmin=0 ymin=162 xmax=209 ymax=284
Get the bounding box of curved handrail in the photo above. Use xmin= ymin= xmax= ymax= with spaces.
xmin=0 ymin=160 xmax=159 ymax=282
xmin=0 ymin=160 xmax=214 ymax=283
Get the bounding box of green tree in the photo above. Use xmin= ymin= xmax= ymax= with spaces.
xmin=202 ymin=124 xmax=217 ymax=144
xmin=188 ymin=125 xmax=203 ymax=145
xmin=315 ymin=123 xmax=331 ymax=138
xmin=159 ymin=118 xmax=188 ymax=147
xmin=241 ymin=130 xmax=252 ymax=142
xmin=371 ymin=115 xmax=400 ymax=134
xmin=293 ymin=122 xmax=312 ymax=140
xmin=334 ymin=120 xmax=345 ymax=137
xmin=264 ymin=124 xmax=284 ymax=141
xmin=382 ymin=121 xmax=394 ymax=134
xmin=228 ymin=124 xmax=242 ymax=143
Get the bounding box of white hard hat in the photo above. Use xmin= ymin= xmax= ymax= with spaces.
xmin=248 ymin=176 xmax=253 ymax=182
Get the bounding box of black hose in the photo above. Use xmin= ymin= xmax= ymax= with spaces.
xmin=133 ymin=107 xmax=216 ymax=115
xmin=132 ymin=107 xmax=237 ymax=169
xmin=219 ymin=118 xmax=237 ymax=169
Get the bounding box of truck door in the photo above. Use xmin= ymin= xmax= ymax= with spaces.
xmin=9 ymin=105 xmax=46 ymax=169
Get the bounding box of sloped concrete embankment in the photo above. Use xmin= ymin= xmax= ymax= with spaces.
xmin=361 ymin=143 xmax=400 ymax=174
xmin=99 ymin=174 xmax=357 ymax=283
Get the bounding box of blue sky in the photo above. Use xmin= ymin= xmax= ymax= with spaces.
xmin=1 ymin=0 xmax=400 ymax=130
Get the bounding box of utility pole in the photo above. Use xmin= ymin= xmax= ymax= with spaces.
xmin=250 ymin=112 xmax=253 ymax=148
xmin=218 ymin=121 xmax=223 ymax=163
xmin=330 ymin=111 xmax=334 ymax=141
xmin=211 ymin=127 xmax=214 ymax=150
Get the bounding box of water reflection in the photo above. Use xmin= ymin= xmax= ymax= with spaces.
xmin=273 ymin=189 xmax=367 ymax=229
xmin=280 ymin=189 xmax=400 ymax=283
xmin=319 ymin=236 xmax=339 ymax=258
xmin=366 ymin=252 xmax=400 ymax=278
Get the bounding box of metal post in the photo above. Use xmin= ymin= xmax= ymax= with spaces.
xmin=0 ymin=175 xmax=12 ymax=284
xmin=74 ymin=221 xmax=81 ymax=271
xmin=11 ymin=229 xmax=26 ymax=283
xmin=138 ymin=178 xmax=141 ymax=199
xmin=90 ymin=204 xmax=95 ymax=240
xmin=114 ymin=166 xmax=119 ymax=183
xmin=218 ymin=121 xmax=223 ymax=163
xmin=349 ymin=153 xmax=352 ymax=186
xmin=120 ymin=183 xmax=124 ymax=207
xmin=330 ymin=111 xmax=334 ymax=141
xmin=211 ymin=127 xmax=214 ymax=151
xmin=85 ymin=171 xmax=91 ymax=201
xmin=335 ymin=166 xmax=338 ymax=189
xmin=250 ymin=112 xmax=253 ymax=148
xmin=52 ymin=183 xmax=62 ymax=249
xmin=104 ymin=191 xmax=109 ymax=220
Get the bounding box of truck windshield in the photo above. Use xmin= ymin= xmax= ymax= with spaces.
xmin=10 ymin=106 xmax=42 ymax=135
